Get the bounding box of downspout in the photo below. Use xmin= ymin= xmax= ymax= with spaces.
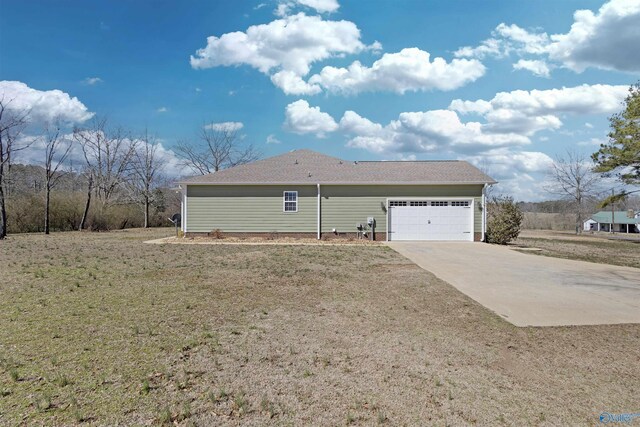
xmin=481 ymin=183 xmax=487 ymax=242
xmin=183 ymin=184 xmax=188 ymax=236
xmin=317 ymin=183 xmax=321 ymax=240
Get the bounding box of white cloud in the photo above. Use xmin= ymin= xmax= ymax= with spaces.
xmin=339 ymin=111 xmax=383 ymax=136
xmin=513 ymin=59 xmax=551 ymax=77
xmin=455 ymin=0 xmax=640 ymax=74
xmin=190 ymin=13 xmax=367 ymax=77
xmin=296 ymin=0 xmax=339 ymax=13
xmin=82 ymin=77 xmax=103 ymax=85
xmin=283 ymin=99 xmax=338 ymax=137
xmin=462 ymin=149 xmax=555 ymax=200
xmin=494 ymin=23 xmax=550 ymax=55
xmin=343 ymin=109 xmax=530 ymax=155
xmin=0 ymin=80 xmax=94 ymax=125
xmin=157 ymin=107 xmax=168 ymax=113
xmin=13 ymin=133 xmax=188 ymax=179
xmin=454 ymin=23 xmax=549 ymax=59
xmin=577 ymin=137 xmax=606 ymax=147
xmin=547 ymin=0 xmax=640 ymax=72
xmin=154 ymin=142 xmax=190 ymax=178
xmin=449 ymin=84 xmax=628 ymax=135
xmin=308 ymin=48 xmax=485 ymax=94
xmin=204 ymin=121 xmax=244 ymax=132
xmin=281 ymin=84 xmax=627 ymax=162
xmin=266 ymin=134 xmax=282 ymax=144
xmin=276 ymin=0 xmax=339 ymax=15
xmin=195 ymin=87 xmax=202 ymax=92
xmin=453 ymin=38 xmax=503 ymax=60
xmin=271 ymin=70 xmax=322 ymax=95
xmin=464 ymin=149 xmax=553 ymax=177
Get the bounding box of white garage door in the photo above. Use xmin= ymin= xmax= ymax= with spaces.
xmin=388 ymin=200 xmax=473 ymax=241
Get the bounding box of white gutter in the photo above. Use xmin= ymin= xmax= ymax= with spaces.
xmin=481 ymin=183 xmax=487 ymax=242
xmin=317 ymin=183 xmax=321 ymax=240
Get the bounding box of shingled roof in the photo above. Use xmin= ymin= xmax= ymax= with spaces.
xmin=180 ymin=149 xmax=497 ymax=185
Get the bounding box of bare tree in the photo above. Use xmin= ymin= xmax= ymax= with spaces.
xmin=42 ymin=120 xmax=74 ymax=234
xmin=73 ymin=117 xmax=137 ymax=229
xmin=127 ymin=129 xmax=164 ymax=228
xmin=0 ymin=98 xmax=30 ymax=239
xmin=176 ymin=122 xmax=259 ymax=174
xmin=545 ymin=150 xmax=601 ymax=234
xmin=477 ymin=159 xmax=497 ymax=199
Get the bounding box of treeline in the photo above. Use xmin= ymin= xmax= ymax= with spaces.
xmin=0 ymin=105 xmax=182 ymax=238
xmin=4 ymin=164 xmax=180 ymax=234
xmin=517 ymin=197 xmax=640 ymax=214
xmin=1 ymin=96 xmax=259 ymax=238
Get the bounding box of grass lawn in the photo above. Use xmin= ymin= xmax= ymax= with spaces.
xmin=1 ymin=229 xmax=638 ymax=425
xmin=516 ymin=231 xmax=640 ymax=269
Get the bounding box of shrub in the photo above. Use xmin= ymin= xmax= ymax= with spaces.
xmin=486 ymin=196 xmax=523 ymax=245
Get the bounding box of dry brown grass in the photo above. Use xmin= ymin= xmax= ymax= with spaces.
xmin=0 ymin=229 xmax=638 ymax=425
xmin=516 ymin=230 xmax=640 ymax=269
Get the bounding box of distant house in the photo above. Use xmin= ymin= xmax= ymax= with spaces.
xmin=179 ymin=149 xmax=497 ymax=241
xmin=583 ymin=211 xmax=640 ymax=233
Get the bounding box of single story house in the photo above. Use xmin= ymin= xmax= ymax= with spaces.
xmin=179 ymin=149 xmax=497 ymax=241
xmin=583 ymin=211 xmax=640 ymax=233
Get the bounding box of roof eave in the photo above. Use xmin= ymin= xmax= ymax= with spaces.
xmin=179 ymin=180 xmax=498 ymax=186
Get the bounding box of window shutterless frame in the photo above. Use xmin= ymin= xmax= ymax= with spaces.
xmin=283 ymin=191 xmax=298 ymax=212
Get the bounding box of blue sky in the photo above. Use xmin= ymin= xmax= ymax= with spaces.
xmin=1 ymin=0 xmax=639 ymax=199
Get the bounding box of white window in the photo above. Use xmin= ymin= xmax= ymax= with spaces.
xmin=431 ymin=201 xmax=449 ymax=207
xmin=451 ymin=201 xmax=470 ymax=207
xmin=283 ymin=191 xmax=298 ymax=212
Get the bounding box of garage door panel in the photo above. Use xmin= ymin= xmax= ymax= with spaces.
xmin=389 ymin=200 xmax=473 ymax=241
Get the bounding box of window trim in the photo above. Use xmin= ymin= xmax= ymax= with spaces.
xmin=283 ymin=190 xmax=298 ymax=213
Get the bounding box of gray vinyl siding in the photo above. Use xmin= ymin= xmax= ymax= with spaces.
xmin=186 ymin=185 xmax=316 ymax=233
xmin=319 ymin=185 xmax=483 ymax=234
xmin=474 ymin=196 xmax=482 ymax=234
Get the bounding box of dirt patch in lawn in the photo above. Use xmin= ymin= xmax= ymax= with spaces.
xmin=0 ymin=228 xmax=638 ymax=425
xmin=515 ymin=231 xmax=640 ymax=269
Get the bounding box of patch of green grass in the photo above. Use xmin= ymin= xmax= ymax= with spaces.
xmin=217 ymin=387 xmax=229 ymax=402
xmin=157 ymin=406 xmax=172 ymax=425
xmin=53 ymin=373 xmax=70 ymax=387
xmin=34 ymin=392 xmax=52 ymax=412
xmin=260 ymin=396 xmax=277 ymax=418
xmin=346 ymin=412 xmax=357 ymax=425
xmin=8 ymin=367 xmax=19 ymax=382
xmin=233 ymin=390 xmax=249 ymax=416
xmin=141 ymin=379 xmax=151 ymax=394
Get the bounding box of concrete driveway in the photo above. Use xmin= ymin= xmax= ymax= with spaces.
xmin=387 ymin=242 xmax=640 ymax=327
